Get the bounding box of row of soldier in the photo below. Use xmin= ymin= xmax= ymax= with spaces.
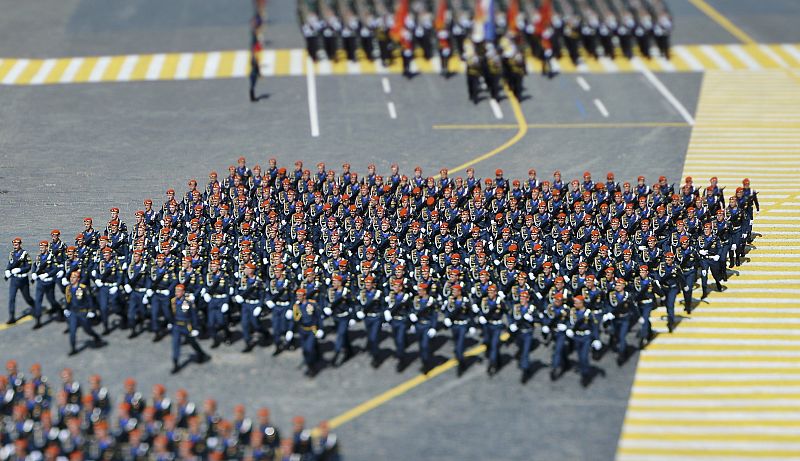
xmin=297 ymin=0 xmax=673 ymax=69
xmin=0 ymin=361 xmax=339 ymax=460
xmin=5 ymin=157 xmax=759 ymax=382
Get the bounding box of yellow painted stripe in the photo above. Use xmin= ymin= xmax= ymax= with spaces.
xmin=331 ymin=58 xmax=348 ymax=75
xmin=187 ymin=53 xmax=206 ymax=79
xmin=745 ymin=45 xmax=783 ymax=68
xmin=0 ymin=59 xmax=18 ymax=80
xmin=557 ymin=56 xmax=577 ymax=73
xmin=72 ymin=56 xmax=99 ymax=83
xmin=42 ymin=58 xmax=72 ymax=84
xmin=623 ymin=432 xmax=800 ymax=442
xmin=14 ymin=59 xmax=43 ymax=84
xmin=619 ymin=447 xmax=800 ymax=457
xmin=715 ymin=45 xmax=749 ymax=69
xmin=274 ymin=49 xmax=291 ymax=76
xmin=0 ymin=315 xmax=31 ymax=331
xmin=216 ymin=51 xmax=236 ymax=78
xmin=129 ymin=54 xmax=153 ymax=80
xmin=158 ymin=53 xmax=180 ymax=79
xmin=101 ymin=55 xmax=126 ymax=81
xmin=687 ymin=0 xmax=756 ymax=44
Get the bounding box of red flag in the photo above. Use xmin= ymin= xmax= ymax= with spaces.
xmin=434 ymin=0 xmax=447 ymax=31
xmin=390 ymin=0 xmax=409 ymax=42
xmin=507 ymin=0 xmax=519 ymax=35
xmin=537 ymin=0 xmax=552 ymax=36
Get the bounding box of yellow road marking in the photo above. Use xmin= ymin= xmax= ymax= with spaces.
xmin=159 ymin=53 xmax=180 ymax=80
xmin=130 ymin=54 xmax=153 ymax=81
xmin=42 ymin=58 xmax=71 ymax=84
xmin=619 ymin=447 xmax=800 ymax=457
xmin=217 ymin=51 xmax=236 ymax=78
xmin=687 ymin=0 xmax=756 ymax=44
xmin=623 ymin=432 xmax=800 ymax=442
xmin=0 ymin=315 xmax=31 ymax=331
xmin=433 ymin=122 xmax=689 ymax=130
xmin=14 ymin=60 xmax=44 ymax=84
xmin=101 ymin=56 xmax=126 ymax=81
xmin=72 ymin=57 xmax=99 ymax=83
xmin=187 ymin=53 xmax=206 ymax=79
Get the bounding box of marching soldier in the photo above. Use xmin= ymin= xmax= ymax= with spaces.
xmin=5 ymin=237 xmax=34 ymax=324
xmin=658 ymin=251 xmax=684 ymax=333
xmin=480 ymin=284 xmax=506 ymax=376
xmin=288 ymin=288 xmax=324 ymax=376
xmin=93 ymin=247 xmax=122 ymax=334
xmin=358 ymin=275 xmax=383 ymax=367
xmin=31 ymin=240 xmax=61 ymax=328
xmin=411 ymin=282 xmax=439 ymax=372
xmin=202 ymin=259 xmax=232 ymax=348
xmin=148 ymin=253 xmax=176 ymax=339
xmin=64 ymin=270 xmax=104 ymax=355
xmin=327 ymin=274 xmax=355 ymax=366
xmin=169 ymin=284 xmax=210 ymax=373
xmin=509 ymin=290 xmax=536 ymax=383
xmin=235 ymin=262 xmax=267 ymax=352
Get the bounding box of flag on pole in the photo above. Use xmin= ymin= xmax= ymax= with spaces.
xmin=390 ymin=0 xmax=409 ymax=42
xmin=507 ymin=0 xmax=519 ymax=35
xmin=434 ymin=0 xmax=448 ymax=31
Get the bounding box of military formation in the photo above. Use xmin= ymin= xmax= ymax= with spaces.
xmin=0 ymin=361 xmax=340 ymax=460
xmin=5 ymin=157 xmax=759 ymax=384
xmin=296 ymin=0 xmax=673 ymax=101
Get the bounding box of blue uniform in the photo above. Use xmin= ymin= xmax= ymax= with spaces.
xmin=65 ymin=282 xmax=101 ymax=352
xmin=268 ymin=277 xmax=294 ymax=349
xmin=359 ymin=288 xmax=383 ymax=360
xmin=571 ymin=308 xmax=599 ymax=379
xmin=412 ymin=294 xmax=439 ymax=368
xmin=6 ymin=248 xmax=34 ymax=321
xmin=327 ymin=286 xmax=354 ymax=358
xmin=170 ymin=295 xmax=207 ymax=368
xmin=31 ymin=250 xmax=61 ymax=324
xmin=444 ymin=295 xmax=473 ymax=365
xmin=237 ymin=275 xmax=266 ymax=346
xmin=510 ymin=300 xmax=536 ymax=372
xmin=124 ymin=260 xmax=149 ymax=332
xmin=290 ymin=299 xmax=323 ymax=369
xmin=203 ymin=270 xmax=231 ymax=344
xmin=93 ymin=257 xmax=123 ymax=332
xmin=148 ymin=263 xmax=176 ymax=334
xmin=481 ymin=295 xmax=506 ymax=371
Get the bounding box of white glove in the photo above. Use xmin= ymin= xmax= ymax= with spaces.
xmin=535 ymin=292 xmax=543 ymax=300
xmin=158 ymin=290 xmax=169 ymax=296
xmin=383 ymin=310 xmax=392 ymax=321
xmin=509 ymin=323 xmax=519 ymax=332
xmin=315 ymin=329 xmax=324 ymax=339
xmin=229 ymin=287 xmax=234 ymax=295
xmin=592 ymin=339 xmax=602 ymax=350
xmin=167 ymin=323 xmax=173 ymax=330
xmin=409 ymin=324 xmax=416 ymax=335
xmin=285 ymin=309 xmax=293 ymax=320
xmin=699 ymin=249 xmax=708 ymax=256
xmin=63 ymin=309 xmax=71 ymax=318
xmin=349 ymin=318 xmax=356 ymax=327
xmin=291 ymin=263 xmax=299 ymax=269
xmin=426 ymin=328 xmax=436 ymax=338
xmin=200 ymin=288 xmax=207 ymax=296
xmin=471 ymin=304 xmax=479 ymax=313
xmin=497 ymin=291 xmax=505 ymax=300
xmin=468 ymin=326 xmax=477 ymax=336
xmin=556 ymin=323 xmax=567 ymax=332
xmin=109 ymin=286 xmax=118 ymax=295
xmin=356 ymin=310 xmax=365 ymax=320
xmin=87 ymin=312 xmax=96 ymax=319
xmin=91 ymin=270 xmax=97 ymax=277
xmin=254 ymin=306 xmax=262 ymax=316
xmin=701 ymin=270 xmax=707 ymax=277
xmin=742 ymin=233 xmax=747 ymax=239
xmin=493 ymin=259 xmax=500 ymax=265
xmin=143 ymin=296 xmax=149 ymax=305
xmin=203 ymin=293 xmax=212 ymax=302
xmin=478 ymin=316 xmax=487 ymax=325
xmin=541 ymin=325 xmax=550 ymax=334
xmin=56 ymin=270 xmax=64 ymax=278
xmin=124 ymin=284 xmax=133 ymax=294
xmin=523 ymin=313 xmax=534 ymax=322
xmin=638 ymin=246 xmax=646 ymax=251
xmin=266 ymin=300 xmax=276 ymax=309
xmin=61 ymin=277 xmax=69 ymax=286
xmin=234 ymin=295 xmax=244 ymax=304
xmin=95 ymin=280 xmax=103 ymax=288
xmin=607 ymin=313 xmax=615 ymax=321
xmin=146 ymin=289 xmax=154 ymax=297
xmin=187 ymin=294 xmax=195 ymax=302
xmin=566 ymin=329 xmax=574 ymax=338
xmin=323 ymin=307 xmax=333 ymax=316
xmin=555 ymin=263 xmax=561 ymax=271
xmin=122 ymin=263 xmax=127 ymax=270
xmin=409 ymin=313 xmax=418 ymax=323
xmin=444 ymin=318 xmax=453 ymax=327
xmin=732 ymin=244 xmax=737 ymax=251
xmin=221 ymin=303 xmax=229 ymax=313
xmin=285 ymin=331 xmax=294 ymax=342
xmin=712 ymin=255 xmax=720 ymax=261
xmin=562 ymin=276 xmax=570 ymax=283
xmin=262 ymin=257 xmax=269 ymax=264
xmin=470 ymin=287 xmax=477 ymax=295
xmin=190 ymin=330 xmax=199 ymax=337
xmin=4 ymin=270 xmax=11 ymax=278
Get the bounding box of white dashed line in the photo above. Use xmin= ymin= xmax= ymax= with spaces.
xmin=381 ymin=77 xmax=391 ymax=94
xmin=387 ymin=101 xmax=397 ymax=119
xmin=489 ymin=98 xmax=504 ymax=119
xmin=593 ymin=99 xmax=609 ymax=117
xmin=576 ymin=76 xmax=591 ymax=91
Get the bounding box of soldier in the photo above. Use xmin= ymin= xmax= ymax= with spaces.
xmin=548 ymin=293 xmax=570 ymax=380
xmin=147 ymin=253 xmax=176 ymax=339
xmin=169 ymin=284 xmax=210 ymax=373
xmin=123 ymin=249 xmax=149 ymax=336
xmin=509 ymin=290 xmax=536 ymax=383
xmin=5 ymin=237 xmax=34 ymax=324
xmin=266 ymin=263 xmax=294 ymax=353
xmin=571 ymin=295 xmax=601 ymax=387
xmin=634 ymin=265 xmax=662 ymax=349
xmin=93 ymin=247 xmax=122 ymax=334
xmin=658 ymin=251 xmax=684 ymax=333
xmin=288 ymin=288 xmax=324 ymax=376
xmin=64 ymin=270 xmax=104 ymax=355
xmin=607 ymin=278 xmax=635 ymax=365
xmin=411 ymin=282 xmax=439 ymax=373
xmin=31 ymin=240 xmax=61 ymax=328
xmin=202 ymin=259 xmax=232 ymax=348
xmin=358 ymin=275 xmax=383 ymax=367
xmin=384 ymin=279 xmax=411 ymax=371
xmin=249 ymin=42 xmax=262 ymax=103
xmin=235 ymin=262 xmax=267 ymax=352
xmin=480 ymin=284 xmax=506 ymax=376
xmin=326 ymin=274 xmax=355 ymax=366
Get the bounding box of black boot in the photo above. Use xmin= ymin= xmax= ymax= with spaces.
xmin=171 ymin=360 xmax=180 ymax=374
xmin=250 ymin=88 xmax=257 ymax=102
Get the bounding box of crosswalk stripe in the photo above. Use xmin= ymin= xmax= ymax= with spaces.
xmin=673 ymin=46 xmax=704 ymax=71
xmin=289 ymin=49 xmax=305 ymax=76
xmin=29 ymin=59 xmax=57 ymax=85
xmin=700 ymin=45 xmax=732 ymax=70
xmin=116 ymin=55 xmax=138 ymax=81
xmin=175 ymin=53 xmax=192 ymax=80
xmin=100 ymin=56 xmax=126 ymax=81
xmin=59 ymin=58 xmax=84 ymax=83
xmin=727 ymin=45 xmax=761 ymax=70
xmin=232 ymin=51 xmax=248 ymax=77
xmin=216 ymin=51 xmax=236 ymax=78
xmin=187 ymin=52 xmax=206 ymax=79
xmin=146 ymin=54 xmax=166 ymax=81
xmin=273 ymin=50 xmax=290 ymax=76
xmin=157 ymin=53 xmax=179 ymax=80
xmin=259 ymin=50 xmax=275 ymax=76
xmin=87 ymin=56 xmax=110 ymax=82
xmin=129 ymin=54 xmax=153 ymax=81
xmin=203 ymin=51 xmax=221 ymax=79
xmin=72 ymin=57 xmax=99 ymax=83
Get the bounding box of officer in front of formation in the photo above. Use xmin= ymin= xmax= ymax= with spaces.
xmin=288 ymin=288 xmax=324 ymax=377
xmin=64 ymin=270 xmax=105 ymax=355
xmin=5 ymin=237 xmax=34 ymax=325
xmin=169 ymin=283 xmax=210 ymax=373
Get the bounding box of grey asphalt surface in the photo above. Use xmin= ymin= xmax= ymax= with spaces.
xmin=0 ymin=0 xmax=792 ymax=459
